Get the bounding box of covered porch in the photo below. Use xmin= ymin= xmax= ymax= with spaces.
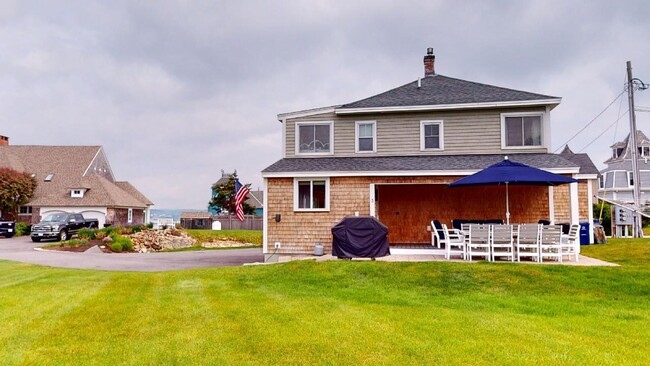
xmin=369 ymin=182 xmax=583 ymax=253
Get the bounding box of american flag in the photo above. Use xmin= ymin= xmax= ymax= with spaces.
xmin=234 ymin=178 xmax=250 ymax=222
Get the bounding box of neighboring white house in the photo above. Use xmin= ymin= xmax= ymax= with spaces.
xmin=599 ymin=130 xmax=650 ymax=204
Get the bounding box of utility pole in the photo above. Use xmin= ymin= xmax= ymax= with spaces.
xmin=626 ymin=61 xmax=643 ymax=238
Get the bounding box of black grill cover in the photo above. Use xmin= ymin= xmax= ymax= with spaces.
xmin=331 ymin=216 xmax=390 ymax=259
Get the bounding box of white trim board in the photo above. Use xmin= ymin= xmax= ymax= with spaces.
xmin=335 ymin=99 xmax=562 ymax=115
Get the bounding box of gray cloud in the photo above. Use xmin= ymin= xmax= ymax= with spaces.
xmin=2 ymin=0 xmax=650 ymax=208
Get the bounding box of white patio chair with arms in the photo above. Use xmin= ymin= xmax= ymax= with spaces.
xmin=540 ymin=225 xmax=563 ymax=263
xmin=516 ymin=224 xmax=541 ymax=262
xmin=442 ymin=224 xmax=466 ymax=260
xmin=561 ymin=224 xmax=580 ymax=262
xmin=491 ymin=224 xmax=514 ymax=262
xmin=467 ymin=224 xmax=491 ymax=261
xmin=430 ymin=220 xmax=444 ymax=248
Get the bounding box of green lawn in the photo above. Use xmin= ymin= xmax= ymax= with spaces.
xmin=183 ymin=229 xmax=262 ymax=245
xmin=0 ymin=239 xmax=649 ymax=365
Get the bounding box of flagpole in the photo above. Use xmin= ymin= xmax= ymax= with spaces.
xmin=505 ymin=182 xmax=510 ymax=225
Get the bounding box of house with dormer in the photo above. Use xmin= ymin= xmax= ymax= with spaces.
xmin=599 ymin=130 xmax=650 ymax=204
xmin=261 ymin=49 xmax=598 ymax=258
xmin=0 ymin=137 xmax=152 ymax=227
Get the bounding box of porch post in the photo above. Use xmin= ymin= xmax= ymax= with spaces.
xmin=569 ymin=181 xmax=579 ymax=225
xmin=587 ymin=179 xmax=594 ymax=244
xmin=369 ymin=183 xmax=376 ymax=217
xmin=548 ymin=186 xmax=555 ymax=224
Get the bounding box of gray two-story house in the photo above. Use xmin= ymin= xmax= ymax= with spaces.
xmin=262 ymin=50 xmax=598 ymax=258
xmin=599 ymin=130 xmax=650 ymax=204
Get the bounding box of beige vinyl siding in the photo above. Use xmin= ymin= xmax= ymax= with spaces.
xmin=284 ymin=107 xmax=548 ymax=157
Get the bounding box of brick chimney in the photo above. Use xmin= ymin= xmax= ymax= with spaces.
xmin=0 ymin=135 xmax=8 ymax=146
xmin=423 ymin=47 xmax=435 ymax=77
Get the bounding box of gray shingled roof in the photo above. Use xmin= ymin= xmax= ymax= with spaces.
xmin=338 ymin=74 xmax=558 ymax=110
xmin=559 ymin=146 xmax=600 ymax=175
xmin=0 ymin=145 xmax=152 ymax=208
xmin=262 ymin=154 xmax=578 ymax=174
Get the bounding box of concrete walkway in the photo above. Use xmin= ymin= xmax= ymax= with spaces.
xmin=0 ymin=235 xmax=265 ymax=272
xmin=274 ymin=253 xmax=619 ymax=266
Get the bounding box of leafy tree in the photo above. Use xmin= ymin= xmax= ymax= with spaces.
xmin=593 ymin=201 xmax=611 ymax=236
xmin=0 ymin=168 xmax=37 ymax=220
xmin=208 ymin=172 xmax=255 ymax=215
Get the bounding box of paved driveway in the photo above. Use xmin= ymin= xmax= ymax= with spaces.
xmin=0 ymin=235 xmax=264 ymax=272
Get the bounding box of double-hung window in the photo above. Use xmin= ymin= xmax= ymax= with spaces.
xmin=294 ymin=178 xmax=329 ymax=211
xmin=296 ymin=122 xmax=333 ymax=154
xmin=502 ymin=113 xmax=543 ymax=148
xmin=355 ymin=121 xmax=376 ymax=153
xmin=420 ymin=120 xmax=443 ymax=151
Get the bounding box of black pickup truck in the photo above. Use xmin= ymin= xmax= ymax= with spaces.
xmin=31 ymin=213 xmax=99 ymax=242
xmin=0 ymin=219 xmax=16 ymax=238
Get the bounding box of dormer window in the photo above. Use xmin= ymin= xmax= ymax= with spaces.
xmin=71 ymin=189 xmax=85 ymax=198
xmin=614 ymin=148 xmax=624 ymax=158
xmin=640 ymin=147 xmax=650 ymax=157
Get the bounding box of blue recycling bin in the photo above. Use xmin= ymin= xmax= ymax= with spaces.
xmin=579 ymin=222 xmax=590 ymax=245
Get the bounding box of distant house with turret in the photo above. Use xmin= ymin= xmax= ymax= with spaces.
xmin=598 ymin=130 xmax=650 ymax=204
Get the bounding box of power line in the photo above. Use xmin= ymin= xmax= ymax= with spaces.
xmin=553 ymin=89 xmax=626 ymax=153
xmin=578 ymin=110 xmax=629 ymax=152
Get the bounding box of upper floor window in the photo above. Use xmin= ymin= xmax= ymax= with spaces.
xmin=640 ymin=146 xmax=650 ymax=157
xmin=296 ymin=122 xmax=333 ymax=154
xmin=628 ymin=172 xmax=634 ymax=187
xmin=294 ymin=178 xmax=329 ymax=211
xmin=502 ymin=113 xmax=543 ymax=148
xmin=420 ymin=120 xmax=444 ymax=151
xmin=355 ymin=121 xmax=376 ymax=153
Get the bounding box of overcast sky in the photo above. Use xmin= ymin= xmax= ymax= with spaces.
xmin=2 ymin=1 xmax=650 ymax=209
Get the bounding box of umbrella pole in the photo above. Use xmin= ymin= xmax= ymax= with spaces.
xmin=505 ymin=182 xmax=510 ymax=225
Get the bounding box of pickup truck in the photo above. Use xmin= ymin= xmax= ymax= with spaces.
xmin=0 ymin=220 xmax=15 ymax=238
xmin=31 ymin=213 xmax=99 ymax=242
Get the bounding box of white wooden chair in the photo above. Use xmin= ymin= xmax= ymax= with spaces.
xmin=491 ymin=224 xmax=514 ymax=262
xmin=442 ymin=224 xmax=466 ymax=260
xmin=540 ymin=225 xmax=563 ymax=263
xmin=467 ymin=224 xmax=491 ymax=261
xmin=430 ymin=220 xmax=444 ymax=248
xmin=516 ymin=224 xmax=541 ymax=262
xmin=561 ymin=224 xmax=580 ymax=262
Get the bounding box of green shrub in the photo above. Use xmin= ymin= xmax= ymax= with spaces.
xmin=16 ymin=222 xmax=30 ymax=236
xmin=95 ymin=231 xmax=106 ymax=240
xmin=132 ymin=225 xmax=143 ymax=233
xmin=146 ymin=223 xmax=154 ymax=229
xmin=108 ymin=234 xmax=133 ymax=253
xmin=77 ymin=228 xmax=96 ymax=240
xmin=64 ymin=239 xmax=88 ymax=248
xmin=118 ymin=226 xmax=134 ymax=235
xmin=101 ymin=227 xmax=117 ymax=236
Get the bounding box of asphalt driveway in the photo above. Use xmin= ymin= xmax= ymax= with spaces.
xmin=0 ymin=235 xmax=264 ymax=272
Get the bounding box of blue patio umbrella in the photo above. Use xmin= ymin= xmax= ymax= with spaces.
xmin=448 ymin=157 xmax=577 ymax=224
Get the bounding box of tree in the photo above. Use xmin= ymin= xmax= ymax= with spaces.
xmin=0 ymin=168 xmax=37 ymax=220
xmin=208 ymin=172 xmax=255 ymax=215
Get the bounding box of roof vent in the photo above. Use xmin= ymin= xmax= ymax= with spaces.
xmin=44 ymin=174 xmax=54 ymax=182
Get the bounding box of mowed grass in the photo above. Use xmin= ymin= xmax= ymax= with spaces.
xmin=184 ymin=229 xmax=262 ymax=245
xmin=0 ymin=239 xmax=649 ymax=365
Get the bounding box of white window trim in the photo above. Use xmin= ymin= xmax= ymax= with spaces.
xmin=355 ymin=120 xmax=377 ymax=153
xmin=128 ymin=208 xmax=133 ymax=223
xmin=294 ymin=121 xmax=334 ymax=156
xmin=500 ymin=112 xmax=545 ymax=149
xmin=293 ymin=178 xmax=330 ymax=212
xmin=420 ymin=120 xmax=444 ymax=151
xmin=71 ymin=189 xmax=85 ymax=198
xmin=628 ymin=171 xmax=634 ymax=188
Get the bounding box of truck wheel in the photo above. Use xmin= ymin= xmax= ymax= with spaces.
xmin=58 ymin=230 xmax=68 ymax=241
xmin=31 ymin=237 xmax=41 ymax=242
